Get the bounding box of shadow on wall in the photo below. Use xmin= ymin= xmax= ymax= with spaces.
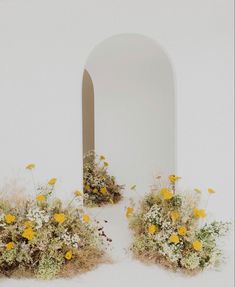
xmin=82 ymin=33 xmax=176 ymax=194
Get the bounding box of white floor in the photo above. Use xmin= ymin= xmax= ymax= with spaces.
xmin=1 ymin=197 xmax=234 ymax=287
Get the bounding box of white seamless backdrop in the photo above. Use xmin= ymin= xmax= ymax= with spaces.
xmin=0 ymin=0 xmax=234 ymax=286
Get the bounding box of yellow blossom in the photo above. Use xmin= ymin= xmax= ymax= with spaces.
xmin=208 ymin=188 xmax=216 ymax=194
xmin=25 ymin=163 xmax=35 ymax=170
xmin=170 ymin=210 xmax=180 ymax=222
xmin=100 ymin=155 xmax=105 ymax=161
xmin=100 ymin=187 xmax=107 ymax=195
xmin=193 ymin=240 xmax=203 ymax=251
xmin=24 ymin=220 xmax=33 ymax=228
xmin=104 ymin=162 xmax=109 ymax=167
xmin=160 ymin=188 xmax=173 ymax=200
xmin=169 ymin=234 xmax=180 ymax=244
xmin=126 ymin=207 xmax=133 ymax=218
xmin=194 ymin=188 xmax=202 ymax=193
xmin=54 ymin=213 xmax=66 ymax=223
xmin=194 ymin=208 xmax=206 ymax=218
xmin=22 ymin=227 xmax=35 ymax=241
xmin=148 ymin=224 xmax=157 ymax=234
xmin=36 ymin=194 xmax=46 ymax=202
xmin=168 ymin=174 xmax=181 ymax=183
xmin=178 ymin=226 xmax=187 ymax=236
xmin=65 ymin=250 xmax=72 ymax=260
xmin=83 ymin=214 xmax=90 ymax=223
xmin=48 ymin=178 xmax=57 ymax=185
xmin=74 ymin=190 xmax=82 ymax=197
xmin=85 ymin=184 xmax=91 ymax=191
xmin=6 ymin=242 xmax=15 ymax=250
xmin=5 ymin=214 xmax=16 ymax=224
xmin=93 ymin=188 xmax=98 ymax=193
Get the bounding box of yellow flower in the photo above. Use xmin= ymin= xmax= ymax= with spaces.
xmin=25 ymin=163 xmax=35 ymax=170
xmin=178 ymin=226 xmax=187 ymax=236
xmin=100 ymin=187 xmax=107 ymax=195
xmin=169 ymin=234 xmax=180 ymax=244
xmin=36 ymin=194 xmax=46 ymax=202
xmin=65 ymin=250 xmax=73 ymax=260
xmin=74 ymin=190 xmax=82 ymax=197
xmin=83 ymin=214 xmax=90 ymax=223
xmin=170 ymin=210 xmax=180 ymax=222
xmin=104 ymin=162 xmax=109 ymax=167
xmin=168 ymin=174 xmax=181 ymax=183
xmin=160 ymin=188 xmax=173 ymax=200
xmin=6 ymin=242 xmax=15 ymax=250
xmin=93 ymin=188 xmax=98 ymax=193
xmin=148 ymin=224 xmax=157 ymax=234
xmin=85 ymin=184 xmax=91 ymax=191
xmin=100 ymin=155 xmax=105 ymax=161
xmin=22 ymin=227 xmax=35 ymax=241
xmin=54 ymin=213 xmax=66 ymax=223
xmin=194 ymin=188 xmax=202 ymax=193
xmin=125 ymin=207 xmax=133 ymax=218
xmin=24 ymin=220 xmax=33 ymax=228
xmin=208 ymin=188 xmax=216 ymax=194
xmin=48 ymin=178 xmax=57 ymax=185
xmin=194 ymin=208 xmax=206 ymax=218
xmin=5 ymin=214 xmax=16 ymax=224
xmin=193 ymin=240 xmax=203 ymax=251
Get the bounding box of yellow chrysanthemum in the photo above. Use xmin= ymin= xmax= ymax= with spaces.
xmin=6 ymin=242 xmax=15 ymax=250
xmin=148 ymin=224 xmax=157 ymax=234
xmin=194 ymin=208 xmax=206 ymax=218
xmin=100 ymin=155 xmax=105 ymax=161
xmin=208 ymin=188 xmax=216 ymax=194
xmin=126 ymin=207 xmax=133 ymax=218
xmin=48 ymin=178 xmax=57 ymax=185
xmin=24 ymin=220 xmax=33 ymax=228
xmin=169 ymin=234 xmax=180 ymax=244
xmin=22 ymin=227 xmax=35 ymax=241
xmin=178 ymin=226 xmax=187 ymax=236
xmin=160 ymin=188 xmax=173 ymax=200
xmin=168 ymin=174 xmax=181 ymax=183
xmin=54 ymin=213 xmax=66 ymax=223
xmin=193 ymin=240 xmax=203 ymax=251
xmin=74 ymin=190 xmax=82 ymax=197
xmin=5 ymin=214 xmax=16 ymax=224
xmin=36 ymin=194 xmax=46 ymax=202
xmin=100 ymin=187 xmax=107 ymax=195
xmin=65 ymin=250 xmax=73 ymax=260
xmin=170 ymin=210 xmax=180 ymax=222
xmin=25 ymin=163 xmax=35 ymax=170
xmin=194 ymin=188 xmax=202 ymax=193
xmin=83 ymin=214 xmax=90 ymax=223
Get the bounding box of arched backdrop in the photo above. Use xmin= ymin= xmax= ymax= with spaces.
xmin=82 ymin=34 xmax=176 ymax=193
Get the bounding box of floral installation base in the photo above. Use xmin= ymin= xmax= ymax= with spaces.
xmin=83 ymin=151 xmax=124 ymax=207
xmin=0 ymin=164 xmax=109 ymax=279
xmin=127 ymin=175 xmax=230 ymax=274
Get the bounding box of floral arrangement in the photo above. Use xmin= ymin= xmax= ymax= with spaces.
xmin=0 ymin=164 xmax=108 ymax=279
xmin=83 ymin=151 xmax=124 ymax=207
xmin=127 ymin=175 xmax=230 ymax=274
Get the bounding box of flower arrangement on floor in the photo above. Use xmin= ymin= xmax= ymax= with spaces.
xmin=83 ymin=151 xmax=124 ymax=207
xmin=0 ymin=164 xmax=108 ymax=279
xmin=127 ymin=175 xmax=230 ymax=274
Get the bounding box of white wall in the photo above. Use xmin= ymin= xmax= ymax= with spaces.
xmin=85 ymin=34 xmax=175 ymax=193
xmin=0 ymin=0 xmax=233 ymax=218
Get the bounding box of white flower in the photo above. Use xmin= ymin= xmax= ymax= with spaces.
xmin=181 ymin=252 xmax=200 ymax=270
xmin=26 ymin=206 xmax=50 ymax=229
